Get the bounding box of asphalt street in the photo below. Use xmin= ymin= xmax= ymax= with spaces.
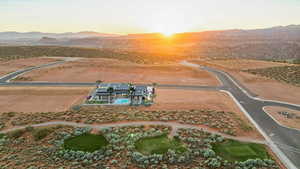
xmin=182 ymin=61 xmax=300 ymax=169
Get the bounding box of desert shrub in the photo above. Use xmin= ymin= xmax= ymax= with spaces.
xmin=0 ymin=46 xmax=183 ymax=64
xmin=235 ymin=159 xmax=277 ymax=169
xmin=25 ymin=126 xmax=34 ymax=132
xmin=8 ymin=129 xmax=26 ymax=139
xmin=202 ymin=149 xmax=216 ymax=158
xmin=205 ymin=157 xmax=222 ymax=168
xmin=0 ymin=134 xmax=8 ymax=146
xmin=71 ymin=105 xmax=81 ymax=111
xmin=32 ymin=128 xmax=52 ymax=141
xmin=244 ymin=66 xmax=300 ymax=86
xmin=0 ymin=133 xmax=4 ymax=139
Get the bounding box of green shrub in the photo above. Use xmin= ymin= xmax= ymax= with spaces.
xmin=8 ymin=129 xmax=26 ymax=139
xmin=32 ymin=128 xmax=52 ymax=141
xmin=0 ymin=133 xmax=5 ymax=139
xmin=25 ymin=126 xmax=34 ymax=132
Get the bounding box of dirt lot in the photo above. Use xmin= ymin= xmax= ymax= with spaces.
xmin=191 ymin=59 xmax=300 ymax=105
xmin=13 ymin=58 xmax=220 ymax=86
xmin=142 ymin=89 xmax=241 ymax=112
xmin=0 ymin=57 xmax=60 ymax=77
xmin=0 ymin=87 xmax=91 ymax=113
xmin=231 ymin=71 xmax=300 ymax=104
xmin=264 ymin=106 xmax=300 ymax=130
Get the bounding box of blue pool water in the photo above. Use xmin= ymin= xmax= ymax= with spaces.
xmin=114 ymin=98 xmax=131 ymax=105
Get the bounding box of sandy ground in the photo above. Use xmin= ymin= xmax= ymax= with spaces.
xmin=139 ymin=88 xmax=263 ymax=139
xmin=231 ymin=71 xmax=300 ymax=105
xmin=142 ymin=89 xmax=242 ymax=112
xmin=0 ymin=57 xmax=61 ymax=77
xmin=207 ymin=59 xmax=290 ymax=71
xmin=264 ymin=106 xmax=300 ymax=130
xmin=191 ymin=59 xmax=300 ymax=105
xmin=0 ymin=87 xmax=91 ymax=113
xmin=14 ymin=58 xmax=220 ymax=86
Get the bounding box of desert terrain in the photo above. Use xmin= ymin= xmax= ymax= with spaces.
xmin=264 ymin=106 xmax=300 ymax=130
xmin=12 ymin=58 xmax=220 ymax=86
xmin=139 ymin=88 xmax=262 ymax=139
xmin=0 ymin=56 xmax=295 ymax=169
xmin=0 ymin=87 xmax=91 ymax=113
xmin=191 ymin=59 xmax=300 ymax=105
xmin=141 ymin=89 xmax=241 ymax=112
xmin=0 ymin=57 xmax=61 ymax=77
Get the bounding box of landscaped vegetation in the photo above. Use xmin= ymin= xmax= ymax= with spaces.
xmin=135 ymin=134 xmax=186 ymax=155
xmin=63 ymin=133 xmax=108 ymax=152
xmin=0 ymin=133 xmax=4 ymax=139
xmin=212 ymin=139 xmax=270 ymax=162
xmin=244 ymin=66 xmax=300 ymax=86
xmin=85 ymin=100 xmax=108 ymax=104
xmin=0 ymin=125 xmax=278 ymax=168
xmin=32 ymin=128 xmax=52 ymax=141
xmin=8 ymin=129 xmax=26 ymax=139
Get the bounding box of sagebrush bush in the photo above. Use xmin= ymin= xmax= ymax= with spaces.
xmin=25 ymin=126 xmax=34 ymax=132
xmin=8 ymin=129 xmax=26 ymax=139
xmin=33 ymin=128 xmax=52 ymax=141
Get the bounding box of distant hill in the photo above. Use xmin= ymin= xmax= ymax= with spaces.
xmin=1 ymin=24 xmax=300 ymax=41
xmin=173 ymin=25 xmax=300 ymax=40
xmin=1 ymin=25 xmax=300 ymax=60
xmin=0 ymin=31 xmax=120 ymax=40
xmin=38 ymin=37 xmax=59 ymax=43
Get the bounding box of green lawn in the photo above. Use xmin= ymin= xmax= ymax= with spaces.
xmin=135 ymin=134 xmax=186 ymax=155
xmin=63 ymin=133 xmax=108 ymax=152
xmin=212 ymin=140 xmax=270 ymax=162
xmin=85 ymin=100 xmax=109 ymax=104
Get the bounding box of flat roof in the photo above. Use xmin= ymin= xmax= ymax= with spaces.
xmin=94 ymin=83 xmax=150 ymax=96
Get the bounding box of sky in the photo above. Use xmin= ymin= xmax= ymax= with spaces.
xmin=0 ymin=0 xmax=300 ymax=35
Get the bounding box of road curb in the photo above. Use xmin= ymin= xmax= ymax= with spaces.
xmin=220 ymin=90 xmax=298 ymax=169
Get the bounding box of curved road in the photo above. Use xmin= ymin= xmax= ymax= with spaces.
xmin=0 ymin=60 xmax=67 ymax=83
xmin=181 ymin=61 xmax=300 ymax=169
xmin=0 ymin=59 xmax=300 ymax=168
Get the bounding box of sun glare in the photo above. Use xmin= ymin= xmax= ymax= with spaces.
xmin=141 ymin=5 xmax=199 ymax=37
xmin=161 ymin=31 xmax=175 ymax=37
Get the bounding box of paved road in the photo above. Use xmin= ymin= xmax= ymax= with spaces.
xmin=0 ymin=57 xmax=81 ymax=83
xmin=0 ymin=81 xmax=222 ymax=90
xmin=0 ymin=64 xmax=222 ymax=90
xmin=1 ymin=59 xmax=300 ymax=168
xmin=182 ymin=61 xmax=300 ymax=169
xmin=0 ymin=121 xmax=266 ymax=145
xmin=0 ymin=61 xmax=67 ymax=83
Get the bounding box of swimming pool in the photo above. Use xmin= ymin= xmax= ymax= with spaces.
xmin=114 ymin=98 xmax=131 ymax=105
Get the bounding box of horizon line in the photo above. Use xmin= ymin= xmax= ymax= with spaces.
xmin=1 ymin=24 xmax=299 ymax=35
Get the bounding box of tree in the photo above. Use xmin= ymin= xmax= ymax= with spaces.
xmin=107 ymin=87 xmax=114 ymax=104
xmin=152 ymin=82 xmax=158 ymax=87
xmin=129 ymin=84 xmax=136 ymax=105
xmin=95 ymin=80 xmax=103 ymax=88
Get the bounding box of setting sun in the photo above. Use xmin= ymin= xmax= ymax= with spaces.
xmin=161 ymin=31 xmax=176 ymax=37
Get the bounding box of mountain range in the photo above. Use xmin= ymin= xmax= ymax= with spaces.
xmin=0 ymin=31 xmax=120 ymax=40
xmin=0 ymin=25 xmax=300 ymax=60
xmin=1 ymin=25 xmax=300 ymax=41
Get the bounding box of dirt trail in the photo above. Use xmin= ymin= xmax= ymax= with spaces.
xmin=0 ymin=120 xmax=266 ymax=145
